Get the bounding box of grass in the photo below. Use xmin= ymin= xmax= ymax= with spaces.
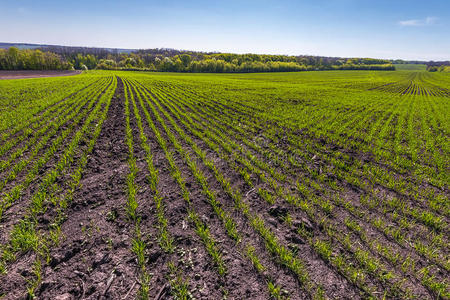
xmin=0 ymin=69 xmax=448 ymax=299
xmin=394 ymin=64 xmax=427 ymax=71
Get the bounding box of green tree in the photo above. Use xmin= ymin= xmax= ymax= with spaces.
xmin=179 ymin=54 xmax=191 ymax=67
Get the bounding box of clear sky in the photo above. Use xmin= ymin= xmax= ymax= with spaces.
xmin=1 ymin=0 xmax=449 ymax=60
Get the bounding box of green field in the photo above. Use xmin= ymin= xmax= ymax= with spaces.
xmin=0 ymin=70 xmax=449 ymax=299
xmin=394 ymin=64 xmax=428 ymax=71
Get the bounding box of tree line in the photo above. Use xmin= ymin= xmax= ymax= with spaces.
xmin=426 ymin=61 xmax=450 ymax=72
xmin=0 ymin=46 xmax=395 ymax=72
xmin=0 ymin=47 xmax=72 ymax=70
xmin=427 ymin=65 xmax=450 ymax=72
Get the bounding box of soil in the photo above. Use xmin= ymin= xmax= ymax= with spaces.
xmin=34 ymin=78 xmax=137 ymax=299
xmin=140 ymin=82 xmax=446 ymax=299
xmin=144 ymin=89 xmax=359 ymax=298
xmin=0 ymin=75 xmax=445 ymax=299
xmin=0 ymin=70 xmax=81 ymax=80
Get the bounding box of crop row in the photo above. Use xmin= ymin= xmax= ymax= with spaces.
xmin=126 ymin=74 xmax=448 ymax=299
xmin=0 ymin=76 xmax=116 ymax=297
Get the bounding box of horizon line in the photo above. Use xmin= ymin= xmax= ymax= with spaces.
xmin=1 ymin=41 xmax=449 ymax=62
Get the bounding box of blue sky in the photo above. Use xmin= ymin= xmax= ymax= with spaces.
xmin=1 ymin=0 xmax=449 ymax=60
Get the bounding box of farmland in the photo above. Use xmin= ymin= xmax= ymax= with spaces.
xmin=0 ymin=70 xmax=448 ymax=299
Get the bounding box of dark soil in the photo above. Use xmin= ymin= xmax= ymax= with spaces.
xmin=126 ymin=81 xmax=227 ymax=299
xmin=32 ymin=77 xmax=137 ymax=300
xmin=139 ymin=82 xmax=445 ymax=299
xmin=0 ymin=80 xmax=112 ymax=247
xmin=144 ymin=85 xmax=361 ymax=299
xmin=0 ymin=70 xmax=81 ymax=80
xmin=129 ymin=81 xmax=272 ymax=299
xmin=0 ymin=75 xmax=445 ymax=300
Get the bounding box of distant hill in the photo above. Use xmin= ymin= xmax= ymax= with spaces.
xmin=394 ymin=64 xmax=427 ymax=71
xmin=3 ymin=42 xmax=448 ymax=72
xmin=0 ymin=42 xmax=135 ymax=54
xmin=2 ymin=42 xmax=447 ymax=66
xmin=0 ymin=43 xmax=42 ymax=50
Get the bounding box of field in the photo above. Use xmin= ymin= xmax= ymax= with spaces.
xmin=0 ymin=70 xmax=448 ymax=299
xmin=0 ymin=71 xmax=81 ymax=80
xmin=394 ymin=64 xmax=427 ymax=71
